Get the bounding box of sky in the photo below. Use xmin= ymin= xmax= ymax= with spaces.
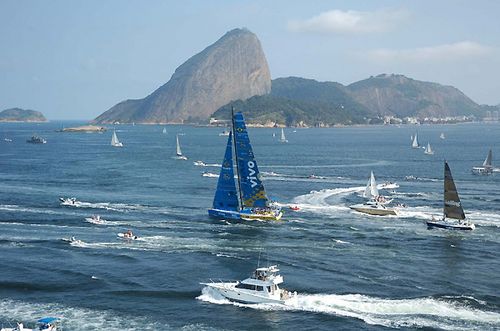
xmin=1 ymin=0 xmax=499 ymax=120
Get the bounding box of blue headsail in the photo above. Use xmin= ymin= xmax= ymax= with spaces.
xmin=232 ymin=112 xmax=269 ymax=208
xmin=212 ymin=131 xmax=239 ymax=211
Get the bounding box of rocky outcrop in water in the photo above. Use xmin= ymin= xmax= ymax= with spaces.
xmin=94 ymin=28 xmax=271 ymax=124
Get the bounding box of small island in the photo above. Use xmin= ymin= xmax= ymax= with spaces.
xmin=59 ymin=125 xmax=107 ymax=133
xmin=0 ymin=108 xmax=47 ymax=122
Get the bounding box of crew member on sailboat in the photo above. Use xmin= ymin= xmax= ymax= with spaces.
xmin=208 ymin=109 xmax=282 ymax=221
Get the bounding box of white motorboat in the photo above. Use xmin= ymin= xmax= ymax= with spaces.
xmin=118 ymin=230 xmax=138 ymax=240
xmin=202 ymin=172 xmax=218 ymax=178
xmin=111 ymin=130 xmax=123 ymax=147
xmin=378 ymin=182 xmax=399 ymax=190
xmin=193 ymin=160 xmax=206 ymax=166
xmin=219 ymin=130 xmax=230 ymax=136
xmin=59 ymin=197 xmax=77 ymax=206
xmin=201 ymin=265 xmax=296 ymax=304
xmin=350 ymin=200 xmax=397 ymax=216
xmin=427 ymin=161 xmax=475 ymax=230
xmin=1 ymin=317 xmax=59 ymax=331
xmin=85 ymin=214 xmax=105 ymax=224
xmin=174 ymin=134 xmax=188 ymax=160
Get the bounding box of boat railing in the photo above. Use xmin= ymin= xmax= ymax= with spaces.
xmin=208 ymin=278 xmax=239 ymax=284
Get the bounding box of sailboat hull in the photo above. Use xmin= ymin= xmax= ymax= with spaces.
xmin=426 ymin=219 xmax=475 ymax=230
xmin=208 ymin=208 xmax=283 ymax=221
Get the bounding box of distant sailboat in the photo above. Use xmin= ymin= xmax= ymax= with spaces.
xmin=426 ymin=161 xmax=475 ymax=230
xmin=111 ymin=130 xmax=123 ymax=147
xmin=472 ymin=149 xmax=493 ymax=175
xmin=424 ymin=142 xmax=434 ymax=155
xmin=279 ymin=128 xmax=288 ymax=143
xmin=440 ymin=132 xmax=445 ymax=139
xmin=162 ymin=127 xmax=167 ymax=134
xmin=175 ymin=134 xmax=187 ymax=160
xmin=350 ymin=171 xmax=396 ymax=216
xmin=208 ymin=109 xmax=283 ymax=221
xmin=411 ymin=133 xmax=420 ymax=148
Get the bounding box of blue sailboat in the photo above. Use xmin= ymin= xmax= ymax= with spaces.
xmin=208 ymin=111 xmax=283 ymax=221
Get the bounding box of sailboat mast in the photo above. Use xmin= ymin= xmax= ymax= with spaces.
xmin=231 ymin=107 xmax=244 ymax=210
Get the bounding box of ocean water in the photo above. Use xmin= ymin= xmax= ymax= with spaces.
xmin=0 ymin=121 xmax=499 ymax=330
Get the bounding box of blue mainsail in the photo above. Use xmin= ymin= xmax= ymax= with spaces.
xmin=232 ymin=112 xmax=269 ymax=208
xmin=212 ymin=131 xmax=239 ymax=211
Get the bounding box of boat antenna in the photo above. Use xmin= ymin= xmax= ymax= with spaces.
xmin=257 ymin=251 xmax=261 ymax=268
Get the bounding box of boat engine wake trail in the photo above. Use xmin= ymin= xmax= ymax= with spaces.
xmin=291 ymin=187 xmax=363 ymax=214
xmin=198 ymin=288 xmax=500 ymax=330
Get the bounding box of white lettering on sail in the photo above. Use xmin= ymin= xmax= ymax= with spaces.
xmin=247 ymin=161 xmax=258 ymax=187
xmin=445 ymin=200 xmax=461 ymax=207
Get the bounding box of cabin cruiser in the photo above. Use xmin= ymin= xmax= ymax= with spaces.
xmin=26 ymin=135 xmax=47 ymax=144
xmin=1 ymin=317 xmax=59 ymax=331
xmin=202 ymin=265 xmax=296 ymax=304
xmin=350 ymin=199 xmax=397 ymax=216
xmin=59 ymin=197 xmax=77 ymax=206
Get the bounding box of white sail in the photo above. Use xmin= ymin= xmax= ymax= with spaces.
xmin=483 ymin=149 xmax=493 ymax=167
xmin=279 ymin=128 xmax=288 ymax=143
xmin=176 ymin=134 xmax=182 ymax=156
xmin=440 ymin=133 xmax=445 ymax=139
xmin=111 ymin=130 xmax=123 ymax=147
xmin=363 ymin=171 xmax=379 ymax=199
xmin=424 ymin=142 xmax=434 ymax=155
xmin=411 ymin=133 xmax=419 ymax=148
xmin=162 ymin=127 xmax=167 ymax=134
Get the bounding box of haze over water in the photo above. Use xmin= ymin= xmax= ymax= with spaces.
xmin=0 ymin=121 xmax=499 ymax=330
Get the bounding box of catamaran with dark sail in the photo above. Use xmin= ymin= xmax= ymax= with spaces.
xmin=208 ymin=110 xmax=283 ymax=221
xmin=426 ymin=161 xmax=475 ymax=230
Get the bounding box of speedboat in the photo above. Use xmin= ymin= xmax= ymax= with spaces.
xmin=59 ymin=197 xmax=77 ymax=206
xmin=85 ymin=214 xmax=105 ymax=224
xmin=219 ymin=130 xmax=230 ymax=136
xmin=201 ymin=265 xmax=296 ymax=304
xmin=193 ymin=160 xmax=206 ymax=166
xmin=1 ymin=317 xmax=59 ymax=331
xmin=118 ymin=230 xmax=138 ymax=240
xmin=26 ymin=135 xmax=47 ymax=144
xmin=350 ymin=200 xmax=397 ymax=216
xmin=379 ymin=182 xmax=399 ymax=190
xmin=202 ymin=172 xmax=218 ymax=178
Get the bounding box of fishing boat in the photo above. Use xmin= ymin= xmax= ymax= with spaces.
xmin=1 ymin=317 xmax=60 ymax=331
xmin=26 ymin=135 xmax=47 ymax=144
xmin=201 ymin=265 xmax=296 ymax=304
xmin=424 ymin=142 xmax=434 ymax=155
xmin=427 ymin=161 xmax=475 ymax=230
xmin=111 ymin=130 xmax=123 ymax=147
xmin=440 ymin=132 xmax=445 ymax=139
xmin=350 ymin=171 xmax=396 ymax=216
xmin=411 ymin=133 xmax=420 ymax=148
xmin=472 ymin=149 xmax=493 ymax=175
xmin=208 ymin=110 xmax=283 ymax=221
xmin=279 ymin=128 xmax=288 ymax=143
xmin=174 ymin=134 xmax=188 ymax=160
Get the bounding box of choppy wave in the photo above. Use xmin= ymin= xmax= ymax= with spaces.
xmin=198 ymin=287 xmax=500 ymax=330
xmin=0 ymin=299 xmax=167 ymax=330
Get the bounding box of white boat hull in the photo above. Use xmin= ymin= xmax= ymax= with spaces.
xmin=204 ymin=283 xmax=287 ymax=304
xmin=350 ymin=204 xmax=397 ymax=216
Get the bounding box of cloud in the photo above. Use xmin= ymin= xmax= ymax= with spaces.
xmin=288 ymin=9 xmax=409 ymax=34
xmin=364 ymin=41 xmax=492 ymax=62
